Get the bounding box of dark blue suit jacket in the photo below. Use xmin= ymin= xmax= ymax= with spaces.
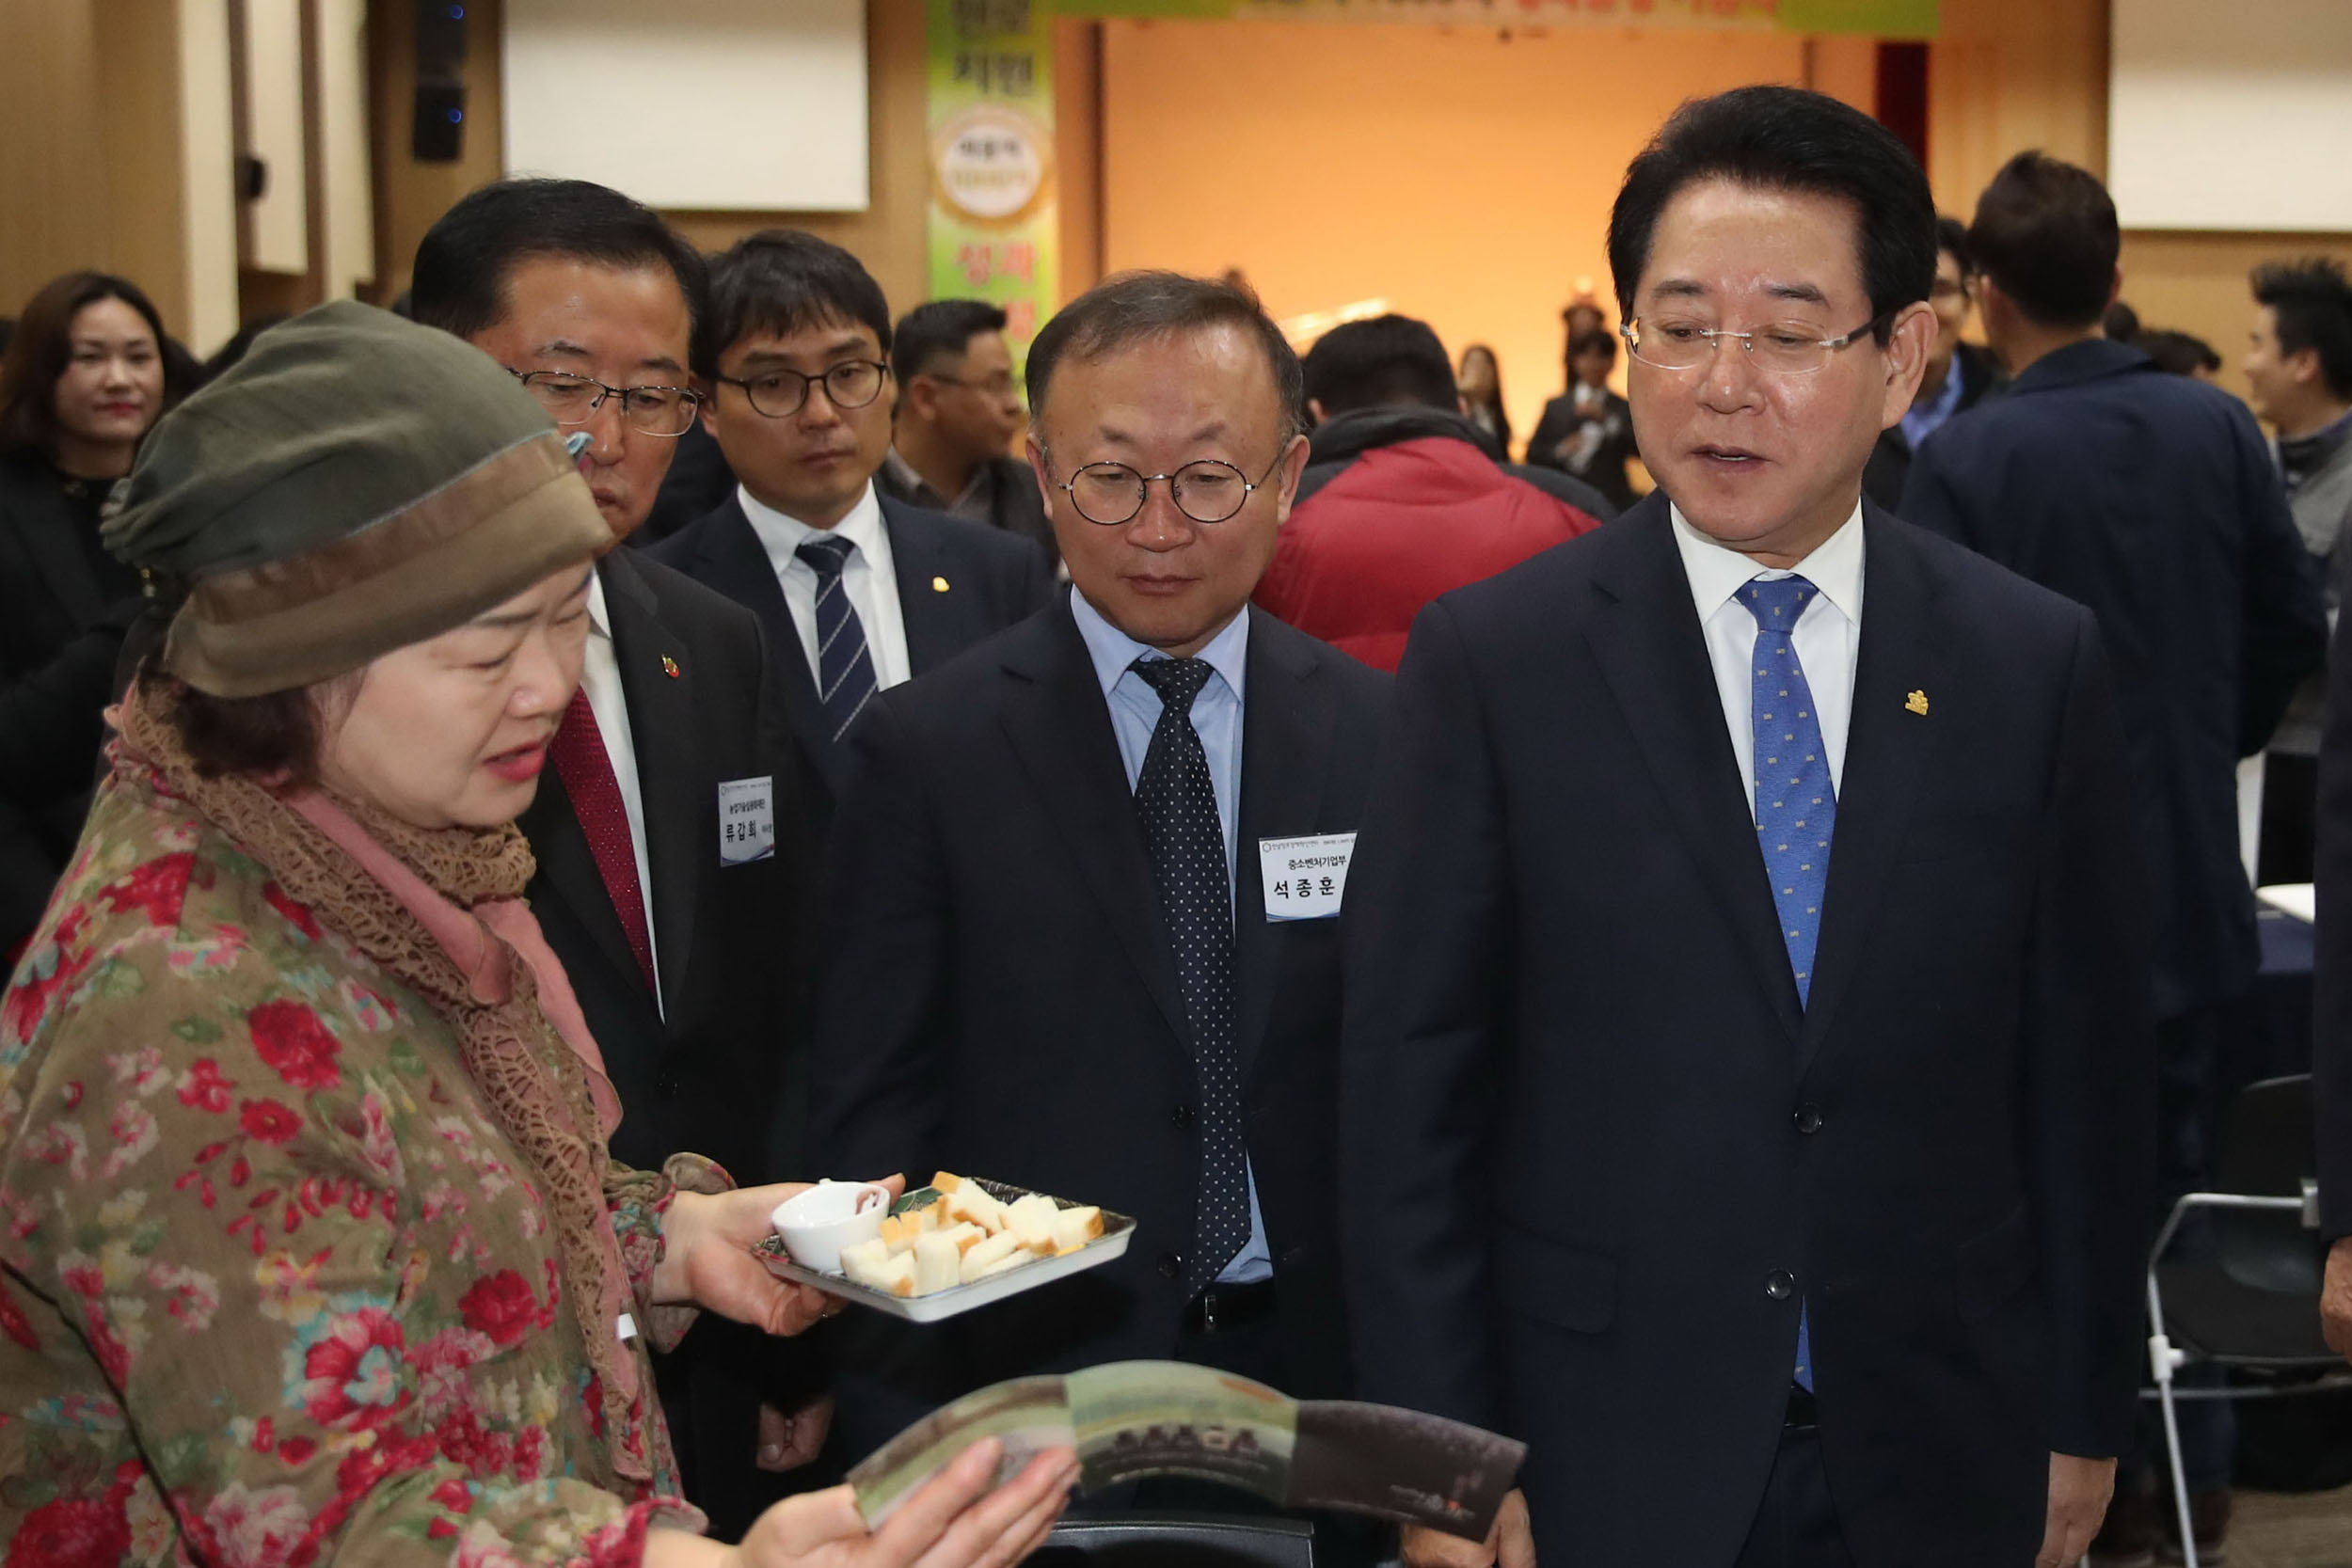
xmin=1342 ymin=497 xmax=2154 ymax=1568
xmin=647 ymin=490 xmax=1053 ymax=813
xmin=1900 ymin=339 xmax=2326 ymax=1019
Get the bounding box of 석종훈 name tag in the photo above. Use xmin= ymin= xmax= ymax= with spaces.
xmin=717 ymin=775 xmax=775 ymax=866
xmin=1256 ymin=832 xmax=1356 ymax=922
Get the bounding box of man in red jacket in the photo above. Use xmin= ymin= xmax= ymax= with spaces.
xmin=1253 ymin=314 xmax=1607 ymax=671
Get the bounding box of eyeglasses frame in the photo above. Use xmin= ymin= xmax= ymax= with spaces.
xmin=715 ymin=358 xmax=893 ymax=420
xmin=1043 ymin=447 xmax=1294 ymax=528
xmin=1618 ymin=310 xmax=1898 ymax=377
xmin=508 ymin=368 xmax=704 ymax=437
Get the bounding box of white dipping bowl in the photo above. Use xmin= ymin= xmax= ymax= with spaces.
xmin=771 ymin=1180 xmax=893 ymax=1274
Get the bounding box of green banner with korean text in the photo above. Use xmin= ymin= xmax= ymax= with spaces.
xmin=926 ymin=0 xmax=1060 ymax=372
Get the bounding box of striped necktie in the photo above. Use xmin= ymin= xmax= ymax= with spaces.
xmin=795 ymin=533 xmax=879 ymax=745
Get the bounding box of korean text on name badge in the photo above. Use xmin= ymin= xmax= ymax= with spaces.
xmin=717 ymin=776 xmax=775 ymax=866
xmin=1256 ymin=832 xmax=1356 ymax=922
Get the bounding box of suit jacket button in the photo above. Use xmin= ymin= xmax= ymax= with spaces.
xmin=1172 ymin=1105 xmax=1195 ymax=1130
xmin=1157 ymin=1252 xmax=1184 ymax=1280
xmin=1793 ymin=1102 xmax=1824 ymax=1134
xmin=1765 ymin=1270 xmax=1796 ymax=1301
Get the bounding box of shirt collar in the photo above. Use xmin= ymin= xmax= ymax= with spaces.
xmin=2279 ymin=406 xmax=2352 ymax=476
xmin=585 ymin=563 xmax=613 ymax=642
xmin=1669 ymin=497 xmax=1866 ymax=626
xmin=1070 ymin=587 xmax=1251 ymax=707
xmin=1920 ymin=356 xmax=1968 ymax=421
xmin=738 ymin=479 xmax=886 ymax=562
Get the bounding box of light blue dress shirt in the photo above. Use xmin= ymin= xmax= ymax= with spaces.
xmin=1070 ymin=590 xmax=1273 ymax=1286
xmin=1899 ymin=353 xmax=1969 ymax=453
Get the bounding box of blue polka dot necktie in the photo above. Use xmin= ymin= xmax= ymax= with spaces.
xmin=795 ymin=533 xmax=879 ymax=745
xmin=1743 ymin=573 xmax=1836 ymax=1394
xmin=1130 ymin=656 xmax=1248 ymax=1298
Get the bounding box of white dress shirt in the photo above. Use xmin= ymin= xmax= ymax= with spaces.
xmin=1669 ymin=499 xmax=1866 ymax=801
xmin=737 ymin=481 xmax=913 ymax=691
xmin=582 ymin=568 xmax=662 ymax=1016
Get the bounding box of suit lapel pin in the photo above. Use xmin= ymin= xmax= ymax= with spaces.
xmin=661 ymin=655 xmax=681 ymax=679
xmin=932 ymin=576 xmax=951 ymax=594
xmin=1904 ymin=689 xmax=1929 ymax=716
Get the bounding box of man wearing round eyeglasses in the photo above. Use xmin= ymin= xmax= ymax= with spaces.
xmin=807 ymin=273 xmax=1389 ymax=1554
xmin=650 ymin=231 xmax=1052 ymax=809
xmin=1343 ymin=87 xmax=2154 ymax=1568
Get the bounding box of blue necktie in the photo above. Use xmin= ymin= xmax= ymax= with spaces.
xmin=1743 ymin=574 xmax=1836 ymax=1394
xmin=1129 ymin=657 xmax=1249 ymax=1298
xmin=796 ymin=534 xmax=879 ymax=745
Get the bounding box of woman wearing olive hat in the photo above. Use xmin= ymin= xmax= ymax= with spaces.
xmin=0 ymin=302 xmax=1075 ymax=1566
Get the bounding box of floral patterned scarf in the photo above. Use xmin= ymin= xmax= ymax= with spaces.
xmin=111 ymin=679 xmax=660 ymax=1482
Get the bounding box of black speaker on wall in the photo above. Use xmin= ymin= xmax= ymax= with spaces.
xmin=411 ymin=0 xmax=469 ymax=163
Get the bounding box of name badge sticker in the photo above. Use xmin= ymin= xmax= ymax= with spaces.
xmin=717 ymin=775 xmax=775 ymax=866
xmin=1256 ymin=832 xmax=1357 ymax=922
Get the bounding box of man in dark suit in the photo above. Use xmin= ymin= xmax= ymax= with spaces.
xmin=1859 ymin=215 xmax=2006 ymax=511
xmin=648 ymin=233 xmax=1052 ymax=815
xmin=409 ymin=179 xmax=817 ymax=1536
xmin=1343 ymin=87 xmax=2154 ymax=1568
xmin=1899 ymin=152 xmax=2325 ymax=1563
xmin=808 ymin=273 xmax=1386 ymax=1472
xmin=880 ymin=298 xmax=1059 ymax=569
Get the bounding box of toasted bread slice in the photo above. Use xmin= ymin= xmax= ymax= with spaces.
xmin=1050 ymin=1206 xmax=1104 ymax=1256
xmin=912 ymin=1231 xmax=962 ymax=1295
xmin=958 ymin=1229 xmax=1024 ymax=1284
xmin=1004 ymin=1193 xmax=1060 ymax=1250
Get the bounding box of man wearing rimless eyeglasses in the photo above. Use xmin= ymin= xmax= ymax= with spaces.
xmin=1343 ymin=87 xmax=2154 ymax=1568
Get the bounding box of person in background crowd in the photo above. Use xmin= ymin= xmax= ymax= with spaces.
xmin=1345 ymin=87 xmax=2155 ymax=1568
xmin=1862 ymin=216 xmax=2007 ymax=512
xmin=1253 ymin=314 xmax=1602 ymax=671
xmin=810 ymin=274 xmax=1386 ymax=1560
xmin=410 ymin=176 xmax=818 ymax=1537
xmin=2246 ymin=258 xmax=2352 ymax=884
xmin=2138 ymin=328 xmax=2222 ymax=382
xmin=1901 ymin=151 xmax=2326 ymax=1568
xmin=879 ymin=298 xmax=1057 ymax=568
xmin=0 ymin=297 xmax=1076 ymax=1567
xmin=1455 ymin=342 xmax=1512 ymax=457
xmin=651 ymin=231 xmax=1051 ymax=818
xmin=0 ymin=270 xmax=194 ymax=960
xmin=1523 ymin=325 xmax=1639 ymax=510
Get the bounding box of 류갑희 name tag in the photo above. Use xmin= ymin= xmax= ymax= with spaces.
xmin=1257 ymin=832 xmax=1356 ymax=922
xmin=718 ymin=775 xmax=775 ymax=865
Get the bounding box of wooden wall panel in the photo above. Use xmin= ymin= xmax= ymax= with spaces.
xmin=0 ymin=0 xmax=114 ymax=315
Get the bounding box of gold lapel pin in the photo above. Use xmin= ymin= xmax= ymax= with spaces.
xmin=1904 ymin=689 xmax=1929 ymax=716
xmin=931 ymin=576 xmax=951 ymax=593
xmin=661 ymin=655 xmax=681 ymax=679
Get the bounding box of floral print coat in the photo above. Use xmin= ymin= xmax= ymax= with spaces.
xmin=0 ymin=771 xmax=705 ymax=1564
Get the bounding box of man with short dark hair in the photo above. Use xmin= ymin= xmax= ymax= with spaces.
xmin=1345 ymin=90 xmax=2155 ymax=1568
xmin=2246 ymin=259 xmax=2352 ymax=880
xmin=879 ymin=298 xmax=1056 ymax=565
xmin=1861 ymin=215 xmax=2006 ymax=510
xmin=1251 ymin=313 xmax=1601 ymax=671
xmin=1901 ymin=152 xmax=2326 ymax=1567
xmin=1523 ymin=325 xmax=1641 ymax=511
xmin=410 ymin=177 xmax=819 ymax=1534
xmin=650 ymin=232 xmax=1051 ymax=811
xmin=809 ymin=273 xmax=1387 ymax=1509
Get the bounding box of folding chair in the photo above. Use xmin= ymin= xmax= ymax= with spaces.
xmin=1035 ymin=1512 xmax=1318 ymax=1568
xmin=2144 ymin=1073 xmax=2351 ymax=1568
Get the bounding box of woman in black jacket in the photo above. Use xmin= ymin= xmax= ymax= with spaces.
xmin=1522 ymin=325 xmax=1640 ymax=512
xmin=0 ymin=271 xmax=192 ymax=956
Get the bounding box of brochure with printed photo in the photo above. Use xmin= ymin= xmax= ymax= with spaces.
xmin=846 ymin=1359 xmax=1526 ymax=1542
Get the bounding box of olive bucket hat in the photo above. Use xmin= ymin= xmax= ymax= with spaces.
xmin=102 ymin=299 xmax=614 ymax=696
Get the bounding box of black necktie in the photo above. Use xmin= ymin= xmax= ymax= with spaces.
xmin=1130 ymin=656 xmax=1248 ymax=1296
